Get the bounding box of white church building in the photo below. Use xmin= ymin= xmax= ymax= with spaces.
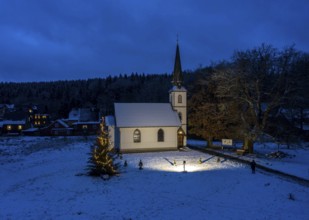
xmin=107 ymin=43 xmax=187 ymax=152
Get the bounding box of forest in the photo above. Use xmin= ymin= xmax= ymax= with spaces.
xmin=1 ymin=44 xmax=308 ymax=146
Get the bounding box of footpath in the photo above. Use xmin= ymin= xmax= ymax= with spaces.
xmin=188 ymin=145 xmax=309 ymax=187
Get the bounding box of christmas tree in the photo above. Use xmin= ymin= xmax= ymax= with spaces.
xmin=87 ymin=117 xmax=118 ymax=177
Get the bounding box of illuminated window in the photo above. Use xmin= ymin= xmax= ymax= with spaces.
xmin=42 ymin=115 xmax=47 ymax=119
xmin=18 ymin=125 xmax=22 ymax=130
xmin=82 ymin=125 xmax=88 ymax=129
xmin=29 ymin=109 xmax=32 ymax=113
xmin=158 ymin=129 xmax=164 ymax=142
xmin=35 ymin=115 xmax=37 ymax=119
xmin=38 ymin=115 xmax=41 ymax=119
xmin=38 ymin=121 xmax=41 ymax=125
xmin=7 ymin=125 xmax=12 ymax=130
xmin=133 ymin=129 xmax=141 ymax=143
xmin=178 ymin=95 xmax=182 ymax=103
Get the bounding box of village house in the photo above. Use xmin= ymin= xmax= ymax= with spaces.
xmin=27 ymin=106 xmax=50 ymax=128
xmin=1 ymin=106 xmax=28 ymax=135
xmin=39 ymin=119 xmax=73 ymax=136
xmin=65 ymin=108 xmax=100 ymax=135
xmin=0 ymin=120 xmax=26 ymax=135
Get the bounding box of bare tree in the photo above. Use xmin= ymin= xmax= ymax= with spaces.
xmin=189 ymin=67 xmax=241 ymax=147
xmin=212 ymin=44 xmax=296 ymax=152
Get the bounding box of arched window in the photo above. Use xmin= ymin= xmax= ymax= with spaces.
xmin=158 ymin=129 xmax=164 ymax=142
xmin=178 ymin=95 xmax=182 ymax=103
xmin=178 ymin=112 xmax=182 ymax=122
xmin=133 ymin=129 xmax=141 ymax=143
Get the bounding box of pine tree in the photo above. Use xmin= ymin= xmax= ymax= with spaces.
xmin=87 ymin=117 xmax=118 ymax=177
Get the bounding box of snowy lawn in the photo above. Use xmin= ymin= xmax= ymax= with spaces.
xmin=188 ymin=139 xmax=309 ymax=180
xmin=1 ymin=136 xmax=309 ymax=220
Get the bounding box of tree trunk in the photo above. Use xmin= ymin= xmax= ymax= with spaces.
xmin=243 ymin=138 xmax=254 ymax=153
xmin=207 ymin=137 xmax=213 ymax=148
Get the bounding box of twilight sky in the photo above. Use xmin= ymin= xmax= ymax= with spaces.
xmin=0 ymin=0 xmax=308 ymax=82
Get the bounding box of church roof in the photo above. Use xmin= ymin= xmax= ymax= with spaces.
xmin=114 ymin=103 xmax=181 ymax=127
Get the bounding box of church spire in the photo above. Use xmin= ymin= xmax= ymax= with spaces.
xmin=172 ymin=42 xmax=183 ymax=88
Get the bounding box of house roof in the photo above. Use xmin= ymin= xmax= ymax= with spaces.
xmin=68 ymin=108 xmax=80 ymax=121
xmin=114 ymin=103 xmax=181 ymax=127
xmin=68 ymin=108 xmax=98 ymax=122
xmin=72 ymin=121 xmax=99 ymax=125
xmin=1 ymin=120 xmax=26 ymax=125
xmin=56 ymin=119 xmax=69 ymax=128
xmin=23 ymin=128 xmax=39 ymax=132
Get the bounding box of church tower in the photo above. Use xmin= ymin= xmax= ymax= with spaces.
xmin=169 ymin=42 xmax=187 ymax=147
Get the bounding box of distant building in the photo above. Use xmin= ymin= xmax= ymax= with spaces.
xmin=107 ymin=43 xmax=187 ymax=152
xmin=0 ymin=120 xmax=26 ymax=135
xmin=65 ymin=107 xmax=100 ymax=135
xmin=27 ymin=105 xmax=51 ymax=128
xmin=39 ymin=119 xmax=73 ymax=136
xmin=66 ymin=108 xmax=99 ymax=124
xmin=72 ymin=121 xmax=100 ymax=135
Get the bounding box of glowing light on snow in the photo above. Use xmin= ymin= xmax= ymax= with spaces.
xmin=147 ymin=160 xmax=223 ymax=173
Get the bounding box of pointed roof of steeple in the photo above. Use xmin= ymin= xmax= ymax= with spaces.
xmin=171 ymin=42 xmax=183 ymax=88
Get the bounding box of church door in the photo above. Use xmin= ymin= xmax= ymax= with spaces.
xmin=177 ymin=128 xmax=184 ymax=148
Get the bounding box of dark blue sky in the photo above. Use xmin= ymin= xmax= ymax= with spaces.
xmin=1 ymin=0 xmax=308 ymax=82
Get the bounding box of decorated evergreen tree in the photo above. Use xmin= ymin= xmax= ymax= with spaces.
xmin=87 ymin=117 xmax=118 ymax=177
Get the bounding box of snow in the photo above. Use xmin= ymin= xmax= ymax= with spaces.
xmin=68 ymin=108 xmax=79 ymax=121
xmin=187 ymin=140 xmax=309 ymax=181
xmin=72 ymin=121 xmax=99 ymax=125
xmin=169 ymin=86 xmax=187 ymax=92
xmin=0 ymin=120 xmax=26 ymax=125
xmin=23 ymin=127 xmax=39 ymax=132
xmin=115 ymin=103 xmax=181 ymax=127
xmin=1 ymin=136 xmax=309 ymax=219
xmin=56 ymin=119 xmax=70 ymax=128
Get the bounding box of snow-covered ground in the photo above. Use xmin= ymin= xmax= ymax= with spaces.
xmin=1 ymin=136 xmax=309 ymax=220
xmin=188 ymin=139 xmax=309 ymax=180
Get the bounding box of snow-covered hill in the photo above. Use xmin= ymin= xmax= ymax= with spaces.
xmin=0 ymin=137 xmax=308 ymax=219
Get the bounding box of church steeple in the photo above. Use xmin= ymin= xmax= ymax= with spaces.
xmin=172 ymin=43 xmax=183 ymax=88
xmin=169 ymin=41 xmax=187 ymax=147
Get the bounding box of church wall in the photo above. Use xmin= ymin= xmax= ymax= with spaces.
xmin=170 ymin=90 xmax=187 ymax=146
xmin=118 ymin=126 xmax=178 ymax=152
xmin=107 ymin=125 xmax=115 ymax=149
xmin=170 ymin=91 xmax=187 ymax=108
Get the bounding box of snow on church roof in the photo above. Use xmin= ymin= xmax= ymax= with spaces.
xmin=114 ymin=103 xmax=181 ymax=127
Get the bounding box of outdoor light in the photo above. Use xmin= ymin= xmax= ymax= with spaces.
xmin=139 ymin=160 xmax=143 ymax=170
